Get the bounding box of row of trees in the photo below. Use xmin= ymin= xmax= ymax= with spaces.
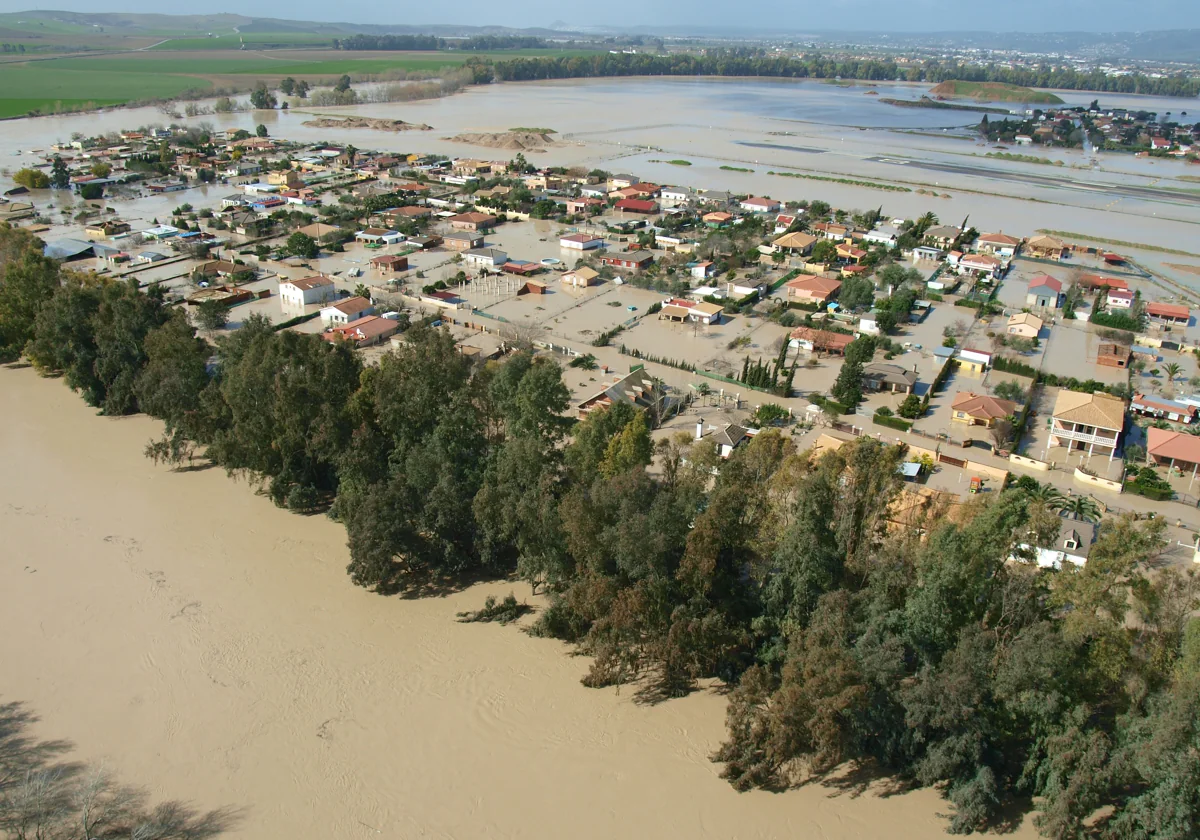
xmin=478 ymin=52 xmax=1200 ymax=97
xmin=332 ymin=34 xmax=547 ymax=51
xmin=3 ymin=223 xmax=1197 ymax=837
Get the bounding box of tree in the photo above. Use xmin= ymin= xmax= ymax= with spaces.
xmin=50 ymin=155 xmax=71 ymax=189
xmin=79 ymin=184 xmax=103 ymax=200
xmin=249 ymin=81 xmax=277 ymax=110
xmin=279 ymin=77 xmax=296 ymax=95
xmin=296 ymin=79 xmax=310 ymax=98
xmin=255 ymin=123 xmax=268 ymax=138
xmin=0 ymin=230 xmax=61 ymax=361
xmin=1058 ymin=494 xmax=1101 ymax=523
xmin=195 ymin=298 xmax=230 ymax=332
xmin=897 ymin=393 xmax=923 ymax=419
xmin=12 ymin=168 xmax=50 ymax=189
xmin=285 ymin=232 xmax=319 ymax=260
xmin=600 ymin=412 xmax=653 ymax=477
xmin=89 ymin=161 xmax=112 ymax=178
xmin=992 ymin=379 xmax=1027 ymax=404
xmin=335 ymin=74 xmax=352 ymax=92
xmin=839 ymin=276 xmax=875 ymax=311
xmin=810 ymin=240 xmax=837 ymax=264
xmin=750 ymin=403 xmax=789 ymax=428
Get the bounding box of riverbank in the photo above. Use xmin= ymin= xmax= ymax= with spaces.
xmin=0 ymin=366 xmax=1039 ymax=840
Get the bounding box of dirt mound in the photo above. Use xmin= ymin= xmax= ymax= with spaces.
xmin=444 ymin=131 xmax=557 ymax=151
xmin=301 ymin=116 xmax=433 ymax=132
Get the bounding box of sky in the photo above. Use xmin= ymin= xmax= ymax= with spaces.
xmin=1 ymin=0 xmax=1199 ymax=31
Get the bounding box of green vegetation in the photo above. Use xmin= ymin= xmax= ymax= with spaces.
xmin=768 ymin=170 xmax=912 ymax=193
xmin=148 ymin=33 xmax=335 ymax=50
xmin=985 ymin=151 xmax=1063 ymax=166
xmin=0 ymin=62 xmax=207 ymax=118
xmin=1036 ymin=229 xmax=1200 ymax=259
xmin=720 ymin=165 xmax=754 ymax=173
xmin=880 ymin=96 xmax=1009 ymax=114
xmin=509 ymin=127 xmax=557 ymax=134
xmin=651 ymin=159 xmax=693 ymax=166
xmin=929 ymin=80 xmax=1065 ymax=104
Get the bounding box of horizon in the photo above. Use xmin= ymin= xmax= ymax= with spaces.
xmin=2 ymin=2 xmax=1200 ymax=34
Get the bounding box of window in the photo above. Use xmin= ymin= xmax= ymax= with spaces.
xmin=1064 ymin=539 xmax=1079 ymax=550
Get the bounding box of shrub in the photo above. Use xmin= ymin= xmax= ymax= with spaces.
xmin=873 ymin=412 xmax=912 ymax=432
xmin=897 ymin=394 xmax=923 ymax=419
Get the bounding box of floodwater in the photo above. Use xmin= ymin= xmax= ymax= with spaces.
xmin=0 ymin=367 xmax=1043 ymax=839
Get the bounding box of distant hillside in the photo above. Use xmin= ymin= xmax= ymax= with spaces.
xmin=929 ymin=81 xmax=1065 ymax=104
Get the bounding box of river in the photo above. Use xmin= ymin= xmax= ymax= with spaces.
xmin=0 ymin=367 xmax=1043 ymax=839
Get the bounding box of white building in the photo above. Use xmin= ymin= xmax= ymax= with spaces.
xmin=320 ymin=295 xmax=374 ymax=326
xmin=463 ymin=248 xmax=508 ymax=269
xmin=280 ymin=276 xmax=336 ymax=309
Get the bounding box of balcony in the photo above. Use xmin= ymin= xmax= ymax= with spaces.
xmin=1051 ymin=423 xmax=1119 ymax=447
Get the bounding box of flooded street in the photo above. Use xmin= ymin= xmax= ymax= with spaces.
xmin=0 ymin=367 xmax=1043 ymax=839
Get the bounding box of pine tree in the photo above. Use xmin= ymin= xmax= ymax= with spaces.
xmin=50 ymin=155 xmax=70 ymax=189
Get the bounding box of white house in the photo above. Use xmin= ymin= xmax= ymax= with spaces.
xmin=559 ymin=233 xmax=605 ymax=250
xmin=689 ymin=261 xmax=716 ymax=280
xmin=739 ymin=196 xmax=781 ymax=213
xmin=862 ymin=226 xmax=900 ymax=246
xmin=280 ymin=275 xmax=336 ymax=309
xmin=1107 ymin=289 xmax=1134 ymax=310
xmin=660 ymin=186 xmax=694 ymax=206
xmin=464 ymin=248 xmax=508 ymax=269
xmin=320 ymin=295 xmax=374 ymax=326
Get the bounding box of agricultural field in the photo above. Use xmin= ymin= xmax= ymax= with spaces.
xmin=0 ymin=47 xmax=599 ymax=118
xmin=148 ymin=33 xmax=337 ymax=50
xmin=928 ymin=80 xmax=1065 ymax=104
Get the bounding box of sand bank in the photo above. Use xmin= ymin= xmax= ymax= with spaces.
xmin=0 ymin=366 xmax=1040 ymax=839
xmin=444 ymin=131 xmax=557 ymax=151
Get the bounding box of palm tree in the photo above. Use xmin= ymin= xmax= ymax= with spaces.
xmin=1059 ymin=494 xmax=1101 ymax=523
xmin=1164 ymin=362 xmax=1182 ymax=382
xmin=1026 ymin=481 xmax=1065 ymax=508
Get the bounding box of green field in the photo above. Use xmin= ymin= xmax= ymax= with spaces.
xmin=0 ymin=63 xmax=209 ymax=117
xmin=148 ymin=33 xmax=336 ymax=50
xmin=929 ymin=80 xmax=1064 ymax=104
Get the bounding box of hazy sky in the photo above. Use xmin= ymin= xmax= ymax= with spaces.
xmin=2 ymin=0 xmax=1199 ymax=31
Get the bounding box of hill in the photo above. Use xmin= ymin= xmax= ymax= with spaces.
xmin=929 ymin=80 xmax=1064 ymax=104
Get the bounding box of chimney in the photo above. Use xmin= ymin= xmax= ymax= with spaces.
xmin=696 ymin=422 xmax=704 ymax=441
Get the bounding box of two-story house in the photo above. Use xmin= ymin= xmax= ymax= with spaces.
xmin=1049 ymin=391 xmax=1127 ymax=461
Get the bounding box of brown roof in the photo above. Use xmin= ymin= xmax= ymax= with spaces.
xmin=324 ymin=296 xmax=372 ymax=315
xmin=786 ymin=274 xmax=842 ymax=297
xmin=387 ymin=205 xmax=431 ymax=217
xmin=286 ymin=276 xmax=334 ymax=291
xmin=449 ymin=212 xmax=496 ymax=225
xmin=952 ymin=392 xmax=1019 ymax=421
xmin=1052 ymin=391 xmax=1127 ymax=431
xmin=789 ymin=327 xmax=855 ymax=352
xmin=370 ymin=254 xmax=407 ymax=266
xmin=1147 ymin=426 xmax=1200 ymax=464
xmin=1146 ymin=302 xmax=1190 ymax=320
xmin=979 ymin=232 xmax=1020 ymax=246
xmin=773 ymin=231 xmax=818 ymax=250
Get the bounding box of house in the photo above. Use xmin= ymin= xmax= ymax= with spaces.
xmin=320 ymin=295 xmax=374 ymax=326
xmin=506 ymin=261 xmax=544 ymax=278
xmin=1049 ymin=391 xmax=1127 ymax=459
xmin=772 ymin=231 xmax=817 ymax=255
xmin=464 ymin=248 xmax=508 ymax=269
xmin=601 ymin=251 xmax=654 ymax=272
xmin=267 ymin=170 xmax=305 ymax=189
xmin=789 ymin=327 xmax=854 ymax=355
xmin=627 ymin=183 xmax=661 ymax=199
xmin=785 ymin=274 xmax=841 ymax=305
xmin=698 ymin=189 xmax=731 ymax=205
xmin=689 ymin=261 xmax=717 ymax=280
xmin=951 ymin=392 xmax=1019 ymax=427
xmin=924 ymin=225 xmax=963 ymax=247
xmin=562 ymin=266 xmax=600 ymax=288
xmin=141 ymin=224 xmax=180 ymax=240
xmin=559 ymin=233 xmax=605 ymax=251
xmin=658 ymin=298 xmax=718 ymax=325
xmin=660 ymin=186 xmax=694 ymax=205
xmin=447 ymin=212 xmax=497 ymax=232
xmin=703 ymin=211 xmax=734 ymax=227
xmin=836 ymin=243 xmax=867 ymax=264
xmin=862 ymin=363 xmax=917 ymax=394
xmin=1015 ymin=135 xmax=1034 ymax=146
xmin=1096 ymin=343 xmax=1132 ymax=368
xmin=576 ymin=368 xmax=664 ymax=420
xmin=355 ymin=228 xmax=404 ymax=245
xmin=913 ymin=246 xmax=944 ymax=263
xmin=1131 ymin=394 xmax=1197 ymax=425
xmin=958 ymin=253 xmax=1002 ymax=279
xmin=774 ymin=213 xmax=798 ymax=234
xmin=324 ymin=315 xmax=399 ymax=348
xmin=656 ymin=234 xmax=698 ymax=254
xmin=579 ymin=184 xmax=608 ymax=199
xmin=134 ymin=251 xmax=168 ymax=264
xmin=406 ymin=234 xmax=442 ymax=250
xmin=614 ymin=198 xmax=659 ymax=215
xmin=811 ymin=222 xmax=852 ymax=240
xmin=957 ymin=348 xmax=993 ymax=374
xmin=1106 ymin=289 xmax=1134 ymax=309
xmin=280 ymin=276 xmax=336 ymax=308
xmin=84 ymin=219 xmax=131 ymax=239
xmin=1006 ymin=312 xmax=1043 ymax=339
xmin=1077 ymin=274 xmax=1128 ymax=292
xmin=1025 ymin=235 xmax=1067 ymax=260
xmin=697 ymin=422 xmax=755 ymax=458
xmin=295 ymin=222 xmax=343 ymax=242
xmin=1147 ymin=426 xmax=1200 ymax=478
xmin=565 ymin=197 xmax=605 ymax=214
xmin=1146 ymin=302 xmax=1190 ymax=325
xmin=383 ymin=206 xmax=432 ymax=225
xmin=195 ymin=259 xmax=239 ymax=279
xmin=442 ymin=231 xmax=484 ymax=252
xmin=740 ymin=196 xmax=781 ymax=213
xmin=1023 ymin=516 xmax=1097 ymax=569
xmin=976 ymin=232 xmax=1020 ymax=258
xmin=609 ymin=174 xmax=637 ymax=189
xmin=369 ymin=254 xmax=409 ymax=274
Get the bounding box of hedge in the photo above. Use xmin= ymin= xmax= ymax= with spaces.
xmin=809 ymin=394 xmax=850 ymax=415
xmin=993 ymin=355 xmax=1038 ymax=378
xmin=273 ymin=311 xmax=321 ymax=331
xmin=873 ymin=412 xmax=913 ymax=432
xmin=1091 ymin=311 xmax=1144 ymax=332
xmin=1125 ymin=482 xmax=1173 ymax=501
